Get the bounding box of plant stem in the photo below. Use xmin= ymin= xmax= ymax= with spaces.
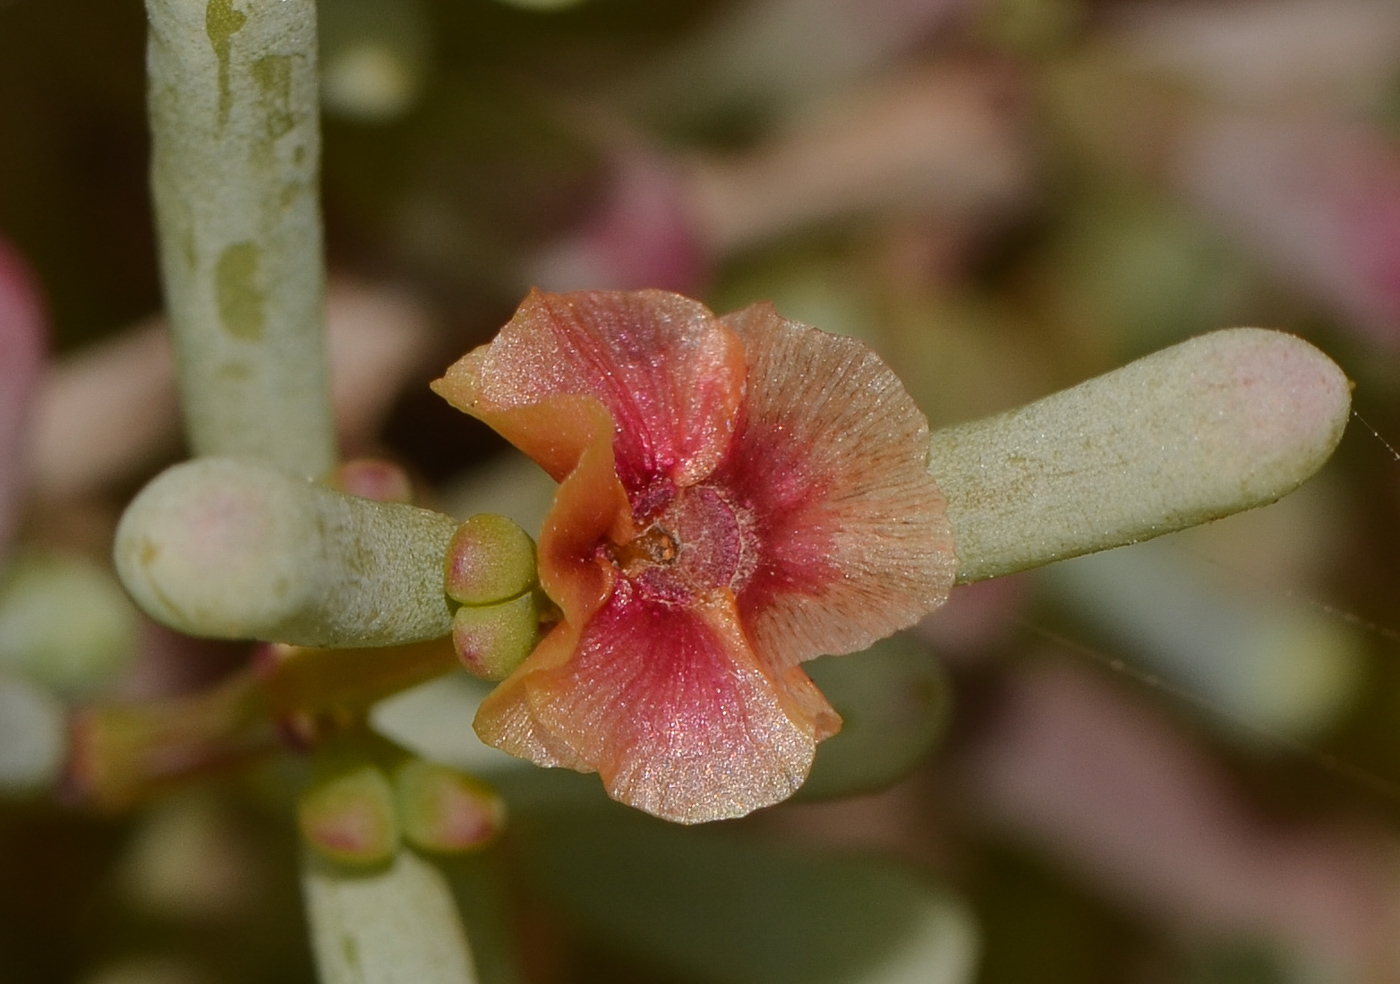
xmin=70 ymin=671 xmax=274 ymax=811
xmin=146 ymin=0 xmax=335 ymax=476
xmin=262 ymin=638 xmax=461 ymax=718
xmin=68 ymin=640 xmax=461 ymax=808
xmin=929 ymin=328 xmax=1350 ymax=582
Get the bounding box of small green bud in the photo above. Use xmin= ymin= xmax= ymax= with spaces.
xmin=319 ymin=0 xmax=432 ymax=125
xmin=298 ymin=763 xmax=400 ymax=865
xmin=452 ymin=592 xmax=539 ymax=681
xmin=394 ymin=759 xmax=504 ymax=854
xmin=444 ymin=514 xmax=537 ymax=606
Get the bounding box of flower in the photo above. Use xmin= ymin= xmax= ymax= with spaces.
xmin=432 ymin=289 xmax=957 ymax=822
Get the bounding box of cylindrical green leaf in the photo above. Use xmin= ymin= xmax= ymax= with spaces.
xmin=799 ymin=635 xmax=950 ymax=800
xmin=303 ymin=848 xmax=479 ymax=984
xmin=929 ymin=328 xmax=1350 ymax=582
xmin=521 ymin=812 xmax=980 ymax=984
xmin=146 ymin=0 xmax=335 ymax=476
xmin=1042 ymin=539 xmax=1363 ymax=739
xmin=115 ymin=457 xmax=457 ymax=646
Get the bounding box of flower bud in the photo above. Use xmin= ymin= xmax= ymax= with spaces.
xmin=452 ymin=592 xmax=539 ymax=681
xmin=298 ymin=762 xmax=400 ymax=866
xmin=394 ymin=759 xmax=504 ymax=854
xmin=444 ymin=514 xmax=537 ymax=606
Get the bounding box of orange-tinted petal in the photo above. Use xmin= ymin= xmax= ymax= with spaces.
xmin=717 ymin=303 xmax=959 ymax=669
xmin=440 ymin=394 xmax=630 ymax=627
xmin=468 ymin=394 xmax=631 ymax=772
xmin=432 ymin=289 xmax=746 ymax=492
xmin=526 ymin=396 xmax=631 ymax=622
xmin=475 ymin=588 xmax=838 ymax=823
xmin=472 ymin=619 xmax=592 ymax=772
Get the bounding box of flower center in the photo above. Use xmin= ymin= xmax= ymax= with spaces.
xmin=610 ymin=525 xmax=679 ymax=569
xmin=609 ymin=484 xmax=756 ymax=604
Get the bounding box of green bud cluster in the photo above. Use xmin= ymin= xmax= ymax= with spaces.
xmin=298 ymin=741 xmax=504 ymax=866
xmin=443 ymin=514 xmax=541 ymax=681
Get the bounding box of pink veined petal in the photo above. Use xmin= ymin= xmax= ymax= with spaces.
xmin=717 ymin=302 xmax=958 ymax=669
xmin=0 ymin=237 xmax=46 ymax=556
xmin=480 ymin=588 xmax=838 ymax=824
xmin=449 ymin=289 xmax=954 ymax=822
xmin=432 ymin=289 xmax=746 ymax=493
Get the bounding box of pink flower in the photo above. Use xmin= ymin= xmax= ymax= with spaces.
xmin=433 ymin=289 xmax=956 ymax=822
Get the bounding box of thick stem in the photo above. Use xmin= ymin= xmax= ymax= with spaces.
xmin=67 ymin=641 xmax=461 ymax=808
xmin=929 ymin=328 xmax=1351 ymax=582
xmin=146 ymin=0 xmax=335 ymax=476
xmin=115 ymin=458 xmax=457 ymax=646
xmin=262 ymin=638 xmax=461 ymax=717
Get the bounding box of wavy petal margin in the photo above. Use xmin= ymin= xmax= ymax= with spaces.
xmin=432 ymin=289 xmax=745 ymax=491
xmin=479 ymin=589 xmax=838 ymax=823
xmin=718 ymin=303 xmax=959 ymax=669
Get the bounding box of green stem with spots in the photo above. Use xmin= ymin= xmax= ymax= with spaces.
xmin=146 ymin=0 xmax=335 ymax=476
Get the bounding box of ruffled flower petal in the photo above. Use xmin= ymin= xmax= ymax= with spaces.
xmin=476 ymin=587 xmax=838 ymax=824
xmin=717 ymin=303 xmax=959 ymax=668
xmin=432 ymin=289 xmax=746 ymax=492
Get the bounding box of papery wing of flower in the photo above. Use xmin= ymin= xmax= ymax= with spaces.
xmin=432 ymin=289 xmax=958 ymax=823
